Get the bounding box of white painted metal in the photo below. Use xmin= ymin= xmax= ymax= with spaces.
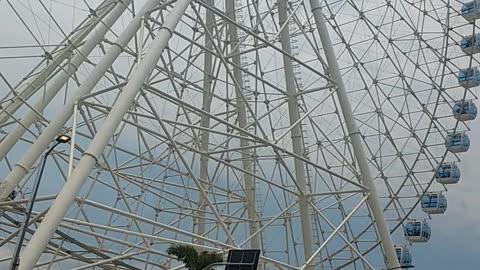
xmin=308 ymin=1 xmax=401 ymax=269
xmin=0 ymin=0 xmax=475 ymax=269
xmin=0 ymin=0 xmax=131 ymax=161
xmin=0 ymin=0 xmax=117 ymax=124
xmin=0 ymin=0 xmax=162 ymax=201
xmin=278 ymin=0 xmax=313 ymax=266
xmin=17 ymin=1 xmax=191 ymax=267
xmin=225 ymin=0 xmax=261 ymax=250
xmin=197 ymin=0 xmax=214 ymax=243
xmin=67 ymin=103 xmax=78 ymax=178
xmin=303 ymin=196 xmax=371 ymax=269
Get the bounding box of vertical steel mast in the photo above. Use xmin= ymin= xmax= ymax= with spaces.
xmin=309 ymin=1 xmax=401 ymax=268
xmin=225 ymin=0 xmax=261 ymax=250
xmin=17 ymin=1 xmax=191 ymax=268
xmin=278 ymin=0 xmax=314 ymax=267
xmin=197 ymin=0 xmax=215 ymax=243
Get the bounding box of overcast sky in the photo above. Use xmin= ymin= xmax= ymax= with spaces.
xmin=0 ymin=1 xmax=478 ymax=269
xmin=409 ymin=118 xmax=479 ymax=269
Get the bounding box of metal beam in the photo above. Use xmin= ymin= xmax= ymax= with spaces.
xmin=16 ymin=1 xmax=191 ymax=268
xmin=308 ymin=1 xmax=400 ymax=269
xmin=197 ymin=0 xmax=215 ymax=242
xmin=0 ymin=0 xmax=131 ymax=161
xmin=0 ymin=0 xmax=164 ymax=201
xmin=0 ymin=0 xmax=117 ymax=124
xmin=277 ymin=0 xmax=314 ymax=267
xmin=225 ymin=0 xmax=260 ymax=250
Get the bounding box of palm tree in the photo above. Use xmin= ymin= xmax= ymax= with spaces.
xmin=167 ymin=244 xmax=223 ymax=270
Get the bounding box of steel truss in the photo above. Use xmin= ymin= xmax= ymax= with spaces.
xmin=0 ymin=0 xmax=476 ymax=269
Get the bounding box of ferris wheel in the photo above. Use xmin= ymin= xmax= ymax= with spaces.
xmin=0 ymin=0 xmax=477 ymax=269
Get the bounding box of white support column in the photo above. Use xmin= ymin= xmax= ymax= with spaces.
xmin=17 ymin=1 xmax=190 ymax=268
xmin=308 ymin=1 xmax=400 ymax=269
xmin=0 ymin=0 xmax=132 ymax=161
xmin=0 ymin=0 xmax=163 ymax=201
xmin=277 ymin=0 xmax=314 ymax=267
xmin=0 ymin=0 xmax=117 ymax=124
xmin=225 ymin=0 xmax=261 ymax=250
xmin=197 ymin=0 xmax=215 ymax=242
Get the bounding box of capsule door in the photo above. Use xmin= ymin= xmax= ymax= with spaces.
xmin=453 ymin=101 xmax=477 ymax=121
xmin=462 ymin=1 xmax=480 ymax=21
xmin=436 ymin=163 xmax=460 ymax=184
xmin=395 ymin=246 xmax=412 ymax=267
xmin=458 ymin=68 xmax=480 ymax=88
xmin=421 ymin=192 xmax=447 ymax=214
xmin=461 ymin=34 xmax=480 ymax=55
xmin=404 ymin=220 xmax=431 ymax=243
xmin=446 ymin=132 xmax=470 ymax=153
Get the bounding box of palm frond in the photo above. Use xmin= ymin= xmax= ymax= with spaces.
xmin=167 ymin=244 xmax=223 ymax=270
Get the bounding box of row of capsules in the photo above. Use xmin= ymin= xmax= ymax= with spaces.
xmin=395 ymin=2 xmax=480 ymax=267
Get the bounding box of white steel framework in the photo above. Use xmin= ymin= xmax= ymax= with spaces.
xmin=0 ymin=0 xmax=476 ymax=269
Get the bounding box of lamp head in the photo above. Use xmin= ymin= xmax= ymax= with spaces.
xmin=56 ymin=135 xmax=71 ymax=143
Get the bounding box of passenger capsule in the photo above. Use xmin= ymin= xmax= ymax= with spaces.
xmin=436 ymin=162 xmax=461 ymax=185
xmin=445 ymin=131 xmax=470 ymax=153
xmin=458 ymin=67 xmax=480 ymax=88
xmin=453 ymin=101 xmax=477 ymax=121
xmin=395 ymin=245 xmax=413 ymax=268
xmin=461 ymin=34 xmax=480 ymax=55
xmin=462 ymin=1 xmax=480 ymax=22
xmin=404 ymin=220 xmax=431 ymax=243
xmin=421 ymin=192 xmax=447 ymax=214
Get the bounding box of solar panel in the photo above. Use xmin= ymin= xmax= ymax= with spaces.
xmin=224 ymin=249 xmax=260 ymax=270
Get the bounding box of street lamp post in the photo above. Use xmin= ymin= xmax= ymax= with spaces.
xmin=10 ymin=135 xmax=71 ymax=270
